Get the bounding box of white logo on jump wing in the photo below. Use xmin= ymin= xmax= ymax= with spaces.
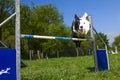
xmin=0 ymin=68 xmax=11 ymax=75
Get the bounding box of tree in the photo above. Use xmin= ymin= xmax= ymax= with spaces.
xmin=29 ymin=4 xmax=63 ymax=49
xmin=44 ymin=23 xmax=73 ymax=57
xmin=30 ymin=4 xmax=72 ymax=57
xmin=0 ymin=0 xmax=15 ymax=48
xmin=20 ymin=4 xmax=32 ymax=34
xmin=112 ymin=35 xmax=120 ymax=52
xmin=20 ymin=4 xmax=68 ymax=58
xmin=0 ymin=0 xmax=14 ymax=40
xmin=20 ymin=4 xmax=33 ymax=57
xmin=94 ymin=32 xmax=109 ymax=49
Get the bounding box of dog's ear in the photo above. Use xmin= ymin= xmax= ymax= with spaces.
xmin=86 ymin=16 xmax=89 ymax=21
xmin=74 ymin=14 xmax=79 ymax=20
xmin=83 ymin=12 xmax=89 ymax=21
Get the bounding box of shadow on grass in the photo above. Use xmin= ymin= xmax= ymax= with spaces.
xmin=87 ymin=67 xmax=95 ymax=72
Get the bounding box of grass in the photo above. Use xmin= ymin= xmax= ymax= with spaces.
xmin=21 ymin=53 xmax=120 ymax=80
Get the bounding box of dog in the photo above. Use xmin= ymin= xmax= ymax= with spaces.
xmin=71 ymin=13 xmax=90 ymax=47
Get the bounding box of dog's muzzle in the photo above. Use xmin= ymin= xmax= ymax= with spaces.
xmin=78 ymin=29 xmax=84 ymax=33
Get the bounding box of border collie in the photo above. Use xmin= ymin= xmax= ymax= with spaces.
xmin=71 ymin=13 xmax=90 ymax=47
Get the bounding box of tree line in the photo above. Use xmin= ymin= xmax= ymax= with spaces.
xmin=0 ymin=0 xmax=119 ymax=59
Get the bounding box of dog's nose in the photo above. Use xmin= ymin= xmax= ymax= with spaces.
xmin=80 ymin=26 xmax=83 ymax=28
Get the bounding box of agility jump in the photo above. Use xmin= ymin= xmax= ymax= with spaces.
xmin=20 ymin=13 xmax=109 ymax=72
xmin=21 ymin=34 xmax=91 ymax=41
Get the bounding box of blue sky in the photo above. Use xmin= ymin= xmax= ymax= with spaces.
xmin=21 ymin=0 xmax=120 ymax=44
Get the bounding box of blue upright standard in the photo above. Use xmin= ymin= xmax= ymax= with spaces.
xmin=0 ymin=49 xmax=16 ymax=80
xmin=96 ymin=49 xmax=109 ymax=71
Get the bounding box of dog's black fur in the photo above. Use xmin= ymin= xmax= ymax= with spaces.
xmin=71 ymin=15 xmax=85 ymax=47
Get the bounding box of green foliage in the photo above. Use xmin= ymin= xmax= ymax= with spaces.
xmin=94 ymin=32 xmax=109 ymax=49
xmin=112 ymin=35 xmax=120 ymax=51
xmin=21 ymin=54 xmax=120 ymax=80
xmin=0 ymin=0 xmax=14 ymax=22
xmin=20 ymin=4 xmax=32 ymax=34
xmin=81 ymin=41 xmax=92 ymax=54
xmin=20 ymin=4 xmax=74 ymax=57
xmin=0 ymin=0 xmax=15 ymax=47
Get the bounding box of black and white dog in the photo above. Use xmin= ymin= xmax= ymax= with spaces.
xmin=71 ymin=13 xmax=90 ymax=47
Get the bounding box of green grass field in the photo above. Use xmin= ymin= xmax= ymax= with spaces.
xmin=21 ymin=54 xmax=120 ymax=80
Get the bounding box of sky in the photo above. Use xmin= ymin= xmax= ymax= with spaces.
xmin=21 ymin=0 xmax=120 ymax=44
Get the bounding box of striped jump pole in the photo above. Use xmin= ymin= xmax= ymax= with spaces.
xmin=21 ymin=34 xmax=91 ymax=41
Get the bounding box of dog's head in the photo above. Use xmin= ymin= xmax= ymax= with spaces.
xmin=74 ymin=13 xmax=90 ymax=35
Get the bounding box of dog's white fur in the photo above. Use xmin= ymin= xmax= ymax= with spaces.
xmin=79 ymin=13 xmax=90 ymax=34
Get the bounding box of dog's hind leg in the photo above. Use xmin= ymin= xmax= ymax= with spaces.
xmin=76 ymin=41 xmax=81 ymax=47
xmin=76 ymin=47 xmax=79 ymax=57
xmin=75 ymin=41 xmax=82 ymax=57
